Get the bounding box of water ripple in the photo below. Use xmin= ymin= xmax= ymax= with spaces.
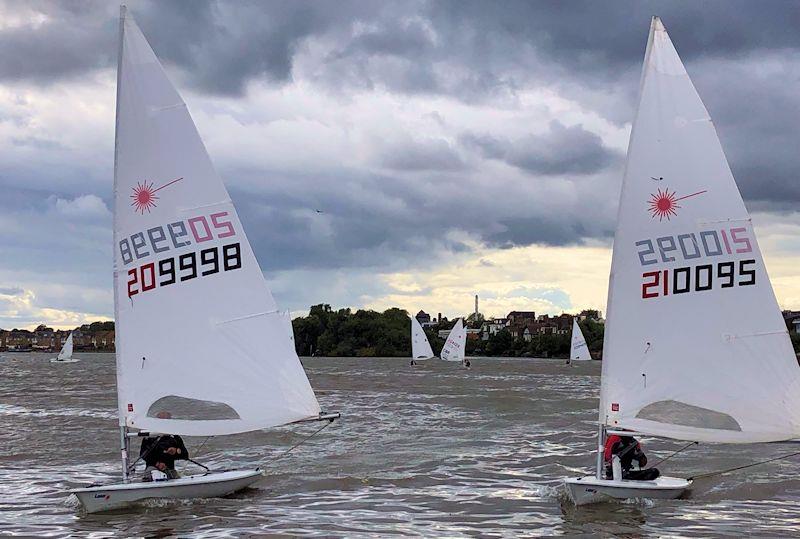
xmin=1 ymin=354 xmax=798 ymax=537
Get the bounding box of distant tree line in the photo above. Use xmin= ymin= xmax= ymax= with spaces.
xmin=479 ymin=318 xmax=605 ymax=358
xmin=291 ymin=304 xmax=606 ymax=359
xmin=292 ymin=304 xmax=410 ymax=357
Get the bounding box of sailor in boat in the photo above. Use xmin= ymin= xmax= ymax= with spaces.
xmin=410 ymin=359 xmax=417 ymax=366
xmin=603 ymin=434 xmax=660 ymax=481
xmin=139 ymin=412 xmax=189 ymax=481
xmin=463 ymin=359 xmax=471 ymax=368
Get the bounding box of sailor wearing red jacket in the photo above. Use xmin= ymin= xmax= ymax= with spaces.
xmin=604 ymin=434 xmax=660 ymax=481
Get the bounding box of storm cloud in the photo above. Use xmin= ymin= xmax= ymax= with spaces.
xmin=0 ymin=0 xmax=798 ymax=322
xmin=461 ymin=121 xmax=620 ymax=176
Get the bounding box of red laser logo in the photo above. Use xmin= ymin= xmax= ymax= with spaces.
xmin=131 ymin=177 xmax=183 ymax=214
xmin=647 ymin=188 xmax=707 ymax=221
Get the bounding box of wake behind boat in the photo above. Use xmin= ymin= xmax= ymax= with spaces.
xmin=565 ymin=17 xmax=800 ymax=505
xmin=50 ymin=332 xmax=78 ymax=363
xmin=70 ymin=7 xmax=338 ymax=513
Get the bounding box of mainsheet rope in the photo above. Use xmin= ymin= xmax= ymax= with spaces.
xmin=178 ymin=418 xmax=334 ymax=474
xmin=139 ymin=419 xmax=333 ymax=472
xmin=650 ymin=441 xmax=698 ymax=468
xmin=688 ymin=448 xmax=800 ymax=481
xmin=269 ymin=419 xmax=333 ymax=464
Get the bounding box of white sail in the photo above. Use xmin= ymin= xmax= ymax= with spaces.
xmin=440 ymin=319 xmax=466 ymax=362
xmin=599 ymin=17 xmax=800 ymax=443
xmin=570 ymin=319 xmax=589 ymax=361
xmin=411 ymin=316 xmax=434 ymax=360
xmin=113 ymin=12 xmax=320 ymax=436
xmin=57 ymin=332 xmax=74 ymax=360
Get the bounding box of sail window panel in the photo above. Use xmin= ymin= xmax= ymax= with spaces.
xmin=635 ymin=400 xmax=741 ymax=431
xmin=146 ymin=395 xmax=240 ymax=421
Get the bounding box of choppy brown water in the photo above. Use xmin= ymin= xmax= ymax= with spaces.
xmin=2 ymin=353 xmax=800 ymax=537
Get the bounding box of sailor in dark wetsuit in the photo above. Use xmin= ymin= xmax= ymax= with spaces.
xmin=140 ymin=434 xmax=189 ymax=481
xmin=604 ymin=434 xmax=660 ymax=481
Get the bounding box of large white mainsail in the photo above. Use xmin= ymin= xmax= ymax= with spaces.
xmin=600 ymin=17 xmax=800 ymax=444
xmin=411 ymin=316 xmax=434 ymax=360
xmin=113 ymin=11 xmax=320 ymax=438
xmin=57 ymin=332 xmax=74 ymax=361
xmin=440 ymin=319 xmax=466 ymax=362
xmin=569 ymin=319 xmax=589 ymax=361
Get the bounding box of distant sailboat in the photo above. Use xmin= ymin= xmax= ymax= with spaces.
xmin=440 ymin=318 xmax=467 ymax=365
xmin=50 ymin=332 xmax=78 ymax=363
xmin=569 ymin=319 xmax=590 ymax=362
xmin=71 ymin=7 xmax=338 ymax=513
xmin=410 ymin=316 xmax=434 ymax=365
xmin=565 ymin=17 xmax=800 ymax=505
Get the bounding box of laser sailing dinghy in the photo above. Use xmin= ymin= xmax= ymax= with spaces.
xmin=71 ymin=7 xmax=338 ymax=513
xmin=50 ymin=331 xmax=78 ymax=363
xmin=440 ymin=318 xmax=467 ymax=365
xmin=569 ymin=319 xmax=589 ymax=362
xmin=410 ymin=315 xmax=435 ymax=364
xmin=564 ymin=17 xmax=800 ymax=505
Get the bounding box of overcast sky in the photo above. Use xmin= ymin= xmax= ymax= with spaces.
xmin=1 ymin=0 xmax=799 ymax=329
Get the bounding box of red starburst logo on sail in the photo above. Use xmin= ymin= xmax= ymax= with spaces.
xmin=130 ymin=177 xmax=183 ymax=214
xmin=647 ymin=188 xmax=707 ymax=221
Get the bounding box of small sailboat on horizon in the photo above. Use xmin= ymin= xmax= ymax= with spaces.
xmin=440 ymin=318 xmax=469 ymax=367
xmin=50 ymin=331 xmax=78 ymax=363
xmin=410 ymin=315 xmax=434 ymax=366
xmin=564 ymin=16 xmax=800 ymax=505
xmin=70 ymin=7 xmax=338 ymax=513
xmin=567 ymin=319 xmax=589 ymax=364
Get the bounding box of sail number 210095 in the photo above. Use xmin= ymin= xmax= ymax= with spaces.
xmin=635 ymin=226 xmax=756 ymax=300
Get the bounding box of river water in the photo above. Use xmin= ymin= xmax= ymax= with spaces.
xmin=2 ymin=353 xmax=800 ymax=537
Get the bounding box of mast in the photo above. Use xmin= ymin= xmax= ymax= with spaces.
xmin=595 ymin=424 xmax=605 ymax=479
xmin=114 ymin=4 xmax=130 ymax=483
xmin=593 ymin=17 xmax=658 ymax=479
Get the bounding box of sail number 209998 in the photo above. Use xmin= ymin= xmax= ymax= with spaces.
xmin=641 ymin=259 xmax=755 ymax=299
xmin=127 ymin=242 xmax=242 ymax=298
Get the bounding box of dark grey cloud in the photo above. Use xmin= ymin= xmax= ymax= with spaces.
xmin=5 ymin=1 xmax=797 ymax=94
xmin=0 ymin=0 xmax=798 ymax=291
xmin=688 ymin=56 xmax=800 ymax=210
xmin=0 ymin=286 xmax=23 ymax=296
xmin=11 ymin=136 xmax=64 ymax=150
xmin=228 ymin=169 xmax=480 ymax=272
xmin=379 ymin=138 xmax=464 ymax=172
xmin=0 ymin=1 xmax=115 ymax=85
xmin=488 ymin=216 xmax=612 ymax=249
xmin=4 ymin=0 xmax=794 ymax=212
xmin=461 ymin=121 xmax=619 ymax=176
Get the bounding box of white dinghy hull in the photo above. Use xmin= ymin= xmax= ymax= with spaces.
xmin=50 ymin=358 xmax=80 ymax=363
xmin=564 ymin=475 xmax=691 ymax=506
xmin=71 ymin=469 xmax=263 ymax=513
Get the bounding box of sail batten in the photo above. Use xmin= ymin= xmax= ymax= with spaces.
xmin=599 ymin=17 xmax=800 ymax=443
xmin=113 ymin=12 xmax=320 ymax=436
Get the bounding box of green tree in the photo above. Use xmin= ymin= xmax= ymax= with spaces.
xmin=486 ymin=329 xmax=513 ymax=356
xmin=580 ymin=319 xmax=605 ymax=358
